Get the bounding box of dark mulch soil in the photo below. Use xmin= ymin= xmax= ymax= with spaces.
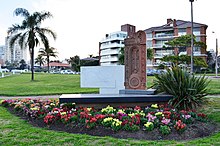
xmin=8 ymin=107 xmax=220 ymax=141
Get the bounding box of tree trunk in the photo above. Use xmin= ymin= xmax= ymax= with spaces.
xmin=47 ymin=56 xmax=50 ymax=73
xmin=31 ymin=48 xmax=34 ymax=81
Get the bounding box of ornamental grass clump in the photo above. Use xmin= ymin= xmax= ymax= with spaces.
xmin=153 ymin=65 xmax=210 ymax=110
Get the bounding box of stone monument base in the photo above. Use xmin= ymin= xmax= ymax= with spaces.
xmin=59 ymin=93 xmax=172 ymax=108
xmin=119 ymin=88 xmax=156 ymax=95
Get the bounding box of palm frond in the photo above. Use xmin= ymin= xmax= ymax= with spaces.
xmin=8 ymin=33 xmax=22 ymax=48
xmin=14 ymin=8 xmax=30 ymax=18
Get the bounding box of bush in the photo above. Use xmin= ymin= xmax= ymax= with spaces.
xmin=153 ymin=65 xmax=210 ymax=110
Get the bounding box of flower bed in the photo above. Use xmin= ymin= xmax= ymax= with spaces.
xmin=0 ymin=98 xmax=219 ymax=140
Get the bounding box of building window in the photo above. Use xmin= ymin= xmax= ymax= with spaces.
xmin=146 ymin=33 xmax=152 ymax=38
xmin=178 ymin=28 xmax=186 ymax=36
xmin=147 ymin=40 xmax=152 ymax=47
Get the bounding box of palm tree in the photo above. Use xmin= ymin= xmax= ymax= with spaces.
xmin=67 ymin=55 xmax=80 ymax=72
xmin=7 ymin=8 xmax=56 ymax=80
xmin=38 ymin=47 xmax=58 ymax=73
xmin=35 ymin=55 xmax=45 ymax=67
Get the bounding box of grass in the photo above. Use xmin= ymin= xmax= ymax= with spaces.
xmin=0 ymin=73 xmax=98 ymax=96
xmin=0 ymin=73 xmax=155 ymax=96
xmin=0 ymin=73 xmax=219 ymax=96
xmin=0 ymin=97 xmax=220 ymax=145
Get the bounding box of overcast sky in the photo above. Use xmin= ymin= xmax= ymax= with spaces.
xmin=0 ymin=0 xmax=219 ymax=60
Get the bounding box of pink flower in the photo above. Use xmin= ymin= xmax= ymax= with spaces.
xmin=182 ymin=114 xmax=191 ymax=119
xmin=161 ymin=117 xmax=170 ymax=125
xmin=146 ymin=113 xmax=157 ymax=122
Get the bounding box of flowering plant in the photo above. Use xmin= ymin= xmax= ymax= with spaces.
xmin=144 ymin=122 xmax=154 ymax=131
xmin=174 ymin=120 xmax=186 ymax=133
xmin=0 ymin=99 xmax=210 ymax=135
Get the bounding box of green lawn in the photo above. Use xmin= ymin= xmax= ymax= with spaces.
xmin=0 ymin=73 xmax=98 ymax=96
xmin=0 ymin=73 xmax=219 ymax=96
xmin=0 ymin=97 xmax=220 ymax=145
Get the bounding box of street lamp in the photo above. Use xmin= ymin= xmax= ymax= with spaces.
xmin=212 ymin=32 xmax=218 ymax=77
xmin=189 ymin=0 xmax=194 ymax=74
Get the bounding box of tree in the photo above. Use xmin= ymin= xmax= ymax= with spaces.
xmin=118 ymin=47 xmax=124 ymax=65
xmin=7 ymin=8 xmax=56 ymax=80
xmin=118 ymin=47 xmax=154 ymax=65
xmin=147 ymin=48 xmax=154 ymax=60
xmin=19 ymin=59 xmax=27 ymax=69
xmin=35 ymin=55 xmax=45 ymax=67
xmin=160 ymin=55 xmax=208 ymax=68
xmin=67 ymin=55 xmax=80 ymax=72
xmin=38 ymin=47 xmax=58 ymax=73
xmin=165 ymin=34 xmax=206 ymax=54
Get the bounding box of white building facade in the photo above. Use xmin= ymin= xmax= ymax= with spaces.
xmin=4 ymin=37 xmax=28 ymax=65
xmin=99 ymin=31 xmax=127 ymax=66
xmin=99 ymin=24 xmax=136 ymax=66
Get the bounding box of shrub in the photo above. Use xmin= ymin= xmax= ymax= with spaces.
xmin=153 ymin=65 xmax=210 ymax=110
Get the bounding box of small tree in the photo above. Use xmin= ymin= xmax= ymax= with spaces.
xmin=67 ymin=55 xmax=80 ymax=72
xmin=118 ymin=47 xmax=154 ymax=65
xmin=35 ymin=55 xmax=45 ymax=67
xmin=38 ymin=47 xmax=58 ymax=73
xmin=19 ymin=59 xmax=27 ymax=69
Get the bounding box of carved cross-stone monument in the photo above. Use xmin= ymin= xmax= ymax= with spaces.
xmin=124 ymin=31 xmax=146 ymax=90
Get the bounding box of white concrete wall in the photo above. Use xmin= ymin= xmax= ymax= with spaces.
xmin=81 ymin=65 xmax=125 ymax=94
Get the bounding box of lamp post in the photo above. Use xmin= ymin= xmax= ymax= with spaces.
xmin=215 ymin=38 xmax=218 ymax=77
xmin=189 ymin=0 xmax=194 ymax=74
xmin=212 ymin=32 xmax=218 ymax=77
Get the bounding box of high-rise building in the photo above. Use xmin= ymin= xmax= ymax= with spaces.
xmin=99 ymin=24 xmax=135 ymax=66
xmin=144 ymin=18 xmax=208 ymax=66
xmin=4 ymin=36 xmax=28 ymax=64
xmin=0 ymin=45 xmax=6 ymax=65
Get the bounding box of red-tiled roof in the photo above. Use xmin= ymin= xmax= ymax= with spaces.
xmin=43 ymin=62 xmax=70 ymax=67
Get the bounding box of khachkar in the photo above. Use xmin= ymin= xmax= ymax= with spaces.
xmin=124 ymin=30 xmax=146 ymax=90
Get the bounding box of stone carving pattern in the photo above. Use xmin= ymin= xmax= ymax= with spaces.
xmin=124 ymin=31 xmax=146 ymax=90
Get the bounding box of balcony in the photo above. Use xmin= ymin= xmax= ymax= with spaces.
xmin=153 ymin=34 xmax=174 ymax=40
xmin=100 ymin=49 xmax=119 ymax=56
xmin=100 ymin=43 xmax=124 ymax=50
xmin=154 ymin=53 xmax=172 ymax=59
xmin=100 ymin=56 xmax=118 ymax=63
xmin=152 ymin=44 xmax=168 ymax=48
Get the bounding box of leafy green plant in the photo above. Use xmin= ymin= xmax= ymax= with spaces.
xmin=153 ymin=65 xmax=210 ymax=110
xmin=159 ymin=125 xmax=171 ymax=135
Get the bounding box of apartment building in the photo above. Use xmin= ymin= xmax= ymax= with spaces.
xmin=99 ymin=24 xmax=135 ymax=66
xmin=4 ymin=36 xmax=28 ymax=64
xmin=144 ymin=18 xmax=208 ymax=66
xmin=0 ymin=45 xmax=5 ymax=65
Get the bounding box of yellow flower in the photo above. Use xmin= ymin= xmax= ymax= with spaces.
xmin=117 ymin=109 xmax=125 ymax=114
xmin=144 ymin=122 xmax=153 ymax=128
xmin=30 ymin=107 xmax=39 ymax=111
xmin=60 ymin=112 xmax=67 ymax=115
xmin=112 ymin=118 xmax=122 ymax=127
xmin=155 ymin=112 xmax=164 ymax=117
xmin=101 ymin=105 xmax=115 ymax=113
xmin=103 ymin=117 xmax=113 ymax=123
xmin=151 ymin=104 xmax=158 ymax=108
xmin=87 ymin=108 xmax=92 ymax=111
xmin=128 ymin=113 xmax=135 ymax=117
xmin=0 ymin=100 xmax=5 ymax=105
xmin=50 ymin=103 xmax=55 ymax=106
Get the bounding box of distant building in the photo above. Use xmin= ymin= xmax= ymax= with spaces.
xmin=99 ymin=24 xmax=135 ymax=66
xmin=42 ymin=62 xmax=71 ymax=71
xmin=4 ymin=36 xmax=28 ymax=64
xmin=144 ymin=18 xmax=208 ymax=66
xmin=0 ymin=45 xmax=6 ymax=65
